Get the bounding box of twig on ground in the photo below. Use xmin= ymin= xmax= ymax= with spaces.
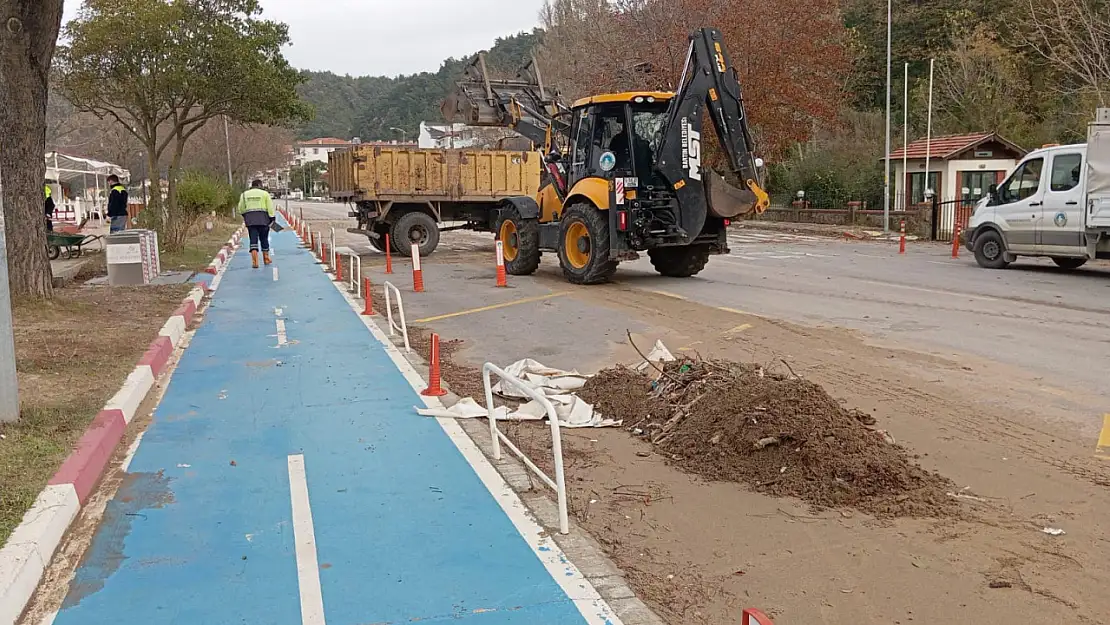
xmin=626 ymin=329 xmax=680 ymax=385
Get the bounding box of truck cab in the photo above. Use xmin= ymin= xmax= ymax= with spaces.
xmin=964 ymin=135 xmax=1110 ymax=269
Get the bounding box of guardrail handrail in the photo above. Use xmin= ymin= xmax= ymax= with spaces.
xmin=482 ymin=363 xmax=569 ymax=534
xmin=330 ymin=227 xmax=337 ymax=270
xmin=383 ymin=281 xmax=411 ymax=353
xmin=348 ymin=253 xmax=361 ymax=296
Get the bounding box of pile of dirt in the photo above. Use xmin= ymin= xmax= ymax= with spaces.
xmin=577 ymin=358 xmax=957 ymax=517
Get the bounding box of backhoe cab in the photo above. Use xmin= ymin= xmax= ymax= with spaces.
xmin=444 ymin=27 xmax=769 ymax=284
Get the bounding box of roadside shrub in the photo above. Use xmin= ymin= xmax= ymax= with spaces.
xmin=164 ymin=171 xmax=233 ymax=249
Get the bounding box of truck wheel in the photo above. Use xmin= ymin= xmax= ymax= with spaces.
xmin=558 ymin=204 xmax=618 ymax=285
xmin=1051 ymin=257 xmax=1088 ymax=270
xmin=391 ymin=211 xmax=440 ymax=257
xmin=497 ymin=207 xmax=541 ymax=275
xmin=973 ymin=230 xmax=1010 ymax=269
xmin=366 ymin=223 xmax=389 ymax=253
xmin=648 ymin=245 xmax=711 ymax=277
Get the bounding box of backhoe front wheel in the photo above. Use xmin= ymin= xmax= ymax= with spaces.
xmin=648 ymin=245 xmax=711 ymax=277
xmin=497 ymin=206 xmax=541 ymax=275
xmin=558 ymin=204 xmax=618 ymax=285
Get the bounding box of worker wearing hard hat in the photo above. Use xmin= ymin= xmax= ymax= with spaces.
xmin=238 ymin=179 xmax=275 ymax=269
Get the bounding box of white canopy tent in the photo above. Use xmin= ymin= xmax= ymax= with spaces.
xmin=45 ymin=152 xmax=131 ymax=225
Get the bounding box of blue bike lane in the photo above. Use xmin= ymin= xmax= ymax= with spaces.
xmin=47 ymin=224 xmax=615 ymax=625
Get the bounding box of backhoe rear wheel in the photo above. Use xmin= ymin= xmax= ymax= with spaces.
xmin=558 ymin=204 xmax=618 ymax=285
xmin=497 ymin=206 xmax=541 ymax=275
xmin=648 ymin=245 xmax=711 ymax=277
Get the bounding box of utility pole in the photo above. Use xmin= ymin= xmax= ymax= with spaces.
xmin=882 ymin=0 xmax=893 ymax=233
xmin=0 ymin=166 xmax=20 ymax=423
xmin=223 ymin=116 xmax=234 ymax=187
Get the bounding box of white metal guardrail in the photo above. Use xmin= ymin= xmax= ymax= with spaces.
xmin=330 ymin=227 xmax=337 ymax=270
xmin=383 ymin=281 xmax=411 ymax=353
xmin=482 ymin=363 xmax=569 ymax=534
xmin=348 ymin=253 xmax=361 ymax=295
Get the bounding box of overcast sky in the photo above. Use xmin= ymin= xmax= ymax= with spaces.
xmin=62 ymin=0 xmax=546 ymax=77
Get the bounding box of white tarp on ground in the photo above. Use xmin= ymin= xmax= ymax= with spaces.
xmin=416 ymin=343 xmax=678 ymax=428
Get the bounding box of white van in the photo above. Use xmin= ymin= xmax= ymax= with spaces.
xmin=962 ymin=111 xmax=1110 ymax=269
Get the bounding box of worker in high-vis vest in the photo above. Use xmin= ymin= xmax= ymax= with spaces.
xmin=44 ymin=183 xmax=55 ymax=232
xmin=238 ymin=179 xmax=276 ymax=268
xmin=106 ymin=174 xmax=129 ymax=233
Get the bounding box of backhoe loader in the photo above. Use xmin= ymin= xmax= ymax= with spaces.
xmin=441 ymin=27 xmax=770 ymax=284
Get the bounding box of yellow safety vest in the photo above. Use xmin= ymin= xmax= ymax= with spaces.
xmin=44 ymin=185 xmax=52 ymax=199
xmin=238 ymin=188 xmax=274 ymax=216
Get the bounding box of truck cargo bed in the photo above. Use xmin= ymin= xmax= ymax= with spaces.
xmin=330 ymin=147 xmax=540 ymax=203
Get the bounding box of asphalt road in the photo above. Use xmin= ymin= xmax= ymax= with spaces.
xmin=290 ymin=199 xmax=1110 ymax=402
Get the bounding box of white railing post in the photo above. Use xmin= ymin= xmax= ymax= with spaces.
xmin=349 ymin=253 xmax=361 ymax=295
xmin=330 ymin=226 xmax=337 ymax=270
xmin=383 ymin=281 xmax=411 ymax=353
xmin=481 ymin=362 xmax=568 ymax=535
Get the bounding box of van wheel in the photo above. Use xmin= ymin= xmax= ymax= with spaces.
xmin=973 ymin=230 xmax=1010 ymax=269
xmin=1051 ymin=257 xmax=1087 ymax=270
xmin=558 ymin=204 xmax=618 ymax=284
xmin=391 ymin=211 xmax=440 ymax=256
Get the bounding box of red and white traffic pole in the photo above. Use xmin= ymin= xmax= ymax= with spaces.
xmin=384 ymin=234 xmax=393 ymax=274
xmin=421 ymin=333 xmax=448 ymax=397
xmin=898 ymin=220 xmax=906 ymax=255
xmin=495 ymin=240 xmax=507 ymax=288
xmin=951 ymin=222 xmax=961 ymax=259
xmin=411 ymin=242 xmax=425 ymax=293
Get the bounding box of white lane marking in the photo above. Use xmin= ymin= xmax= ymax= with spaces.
xmin=327 ymin=264 xmax=622 ymax=625
xmin=276 ymin=319 xmax=288 ymax=346
xmin=120 ymin=432 xmax=146 ymax=473
xmin=274 ymin=308 xmax=284 ymax=317
xmin=287 ymin=454 xmax=327 ymax=625
xmin=273 ymin=267 xmax=280 ymax=281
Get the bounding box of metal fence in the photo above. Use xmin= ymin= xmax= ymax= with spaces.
xmin=482 ymin=362 xmax=569 ymax=535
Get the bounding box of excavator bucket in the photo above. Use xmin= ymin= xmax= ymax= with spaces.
xmin=705 ymin=168 xmax=771 ymax=219
xmin=441 ymin=52 xmax=570 ymax=150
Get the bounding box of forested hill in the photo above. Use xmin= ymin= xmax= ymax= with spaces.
xmin=295 ymin=30 xmax=540 ymax=141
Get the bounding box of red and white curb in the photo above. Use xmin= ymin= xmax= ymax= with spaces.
xmin=0 ymin=237 xmax=239 ymax=625
xmin=204 ymin=229 xmax=243 ymax=275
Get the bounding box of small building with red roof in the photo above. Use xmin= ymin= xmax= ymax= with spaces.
xmin=888 ymin=132 xmax=1026 ymax=208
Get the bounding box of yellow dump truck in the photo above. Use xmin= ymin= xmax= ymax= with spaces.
xmin=329 ymin=145 xmax=542 ymax=255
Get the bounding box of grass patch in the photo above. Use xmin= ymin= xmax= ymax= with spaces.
xmin=160 ymin=217 xmax=240 ymax=273
xmin=0 ymin=216 xmax=237 ymax=546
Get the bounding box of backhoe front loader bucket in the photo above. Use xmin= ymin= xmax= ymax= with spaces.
xmin=704 ymin=168 xmax=771 ymax=219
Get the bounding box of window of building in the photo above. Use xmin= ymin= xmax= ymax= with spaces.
xmin=908 ymin=172 xmax=940 ymax=205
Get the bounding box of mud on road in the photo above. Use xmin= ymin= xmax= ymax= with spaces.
xmin=370 ymin=239 xmax=1110 ymax=625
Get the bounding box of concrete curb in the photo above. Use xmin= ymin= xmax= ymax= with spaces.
xmin=0 ymin=236 xmax=241 ymax=625
xmin=204 ymin=229 xmax=243 ymax=275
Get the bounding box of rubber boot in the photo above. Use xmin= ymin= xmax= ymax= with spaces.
xmin=263 ymin=251 xmax=272 ymax=266
xmin=251 ymin=250 xmax=259 ymax=269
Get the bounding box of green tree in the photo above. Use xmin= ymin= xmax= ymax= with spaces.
xmin=58 ymin=0 xmax=311 ymax=251
xmin=0 ymin=0 xmax=64 ymax=297
xmin=289 ymin=161 xmax=326 ymax=195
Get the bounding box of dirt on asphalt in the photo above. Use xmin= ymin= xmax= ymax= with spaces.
xmin=578 ymin=360 xmax=956 ymax=518
xmin=403 ymin=249 xmax=1110 ymax=625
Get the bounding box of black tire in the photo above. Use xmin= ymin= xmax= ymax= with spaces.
xmin=496 ymin=205 xmax=541 ymax=275
xmin=47 ymin=244 xmax=60 ymax=261
xmin=973 ymin=230 xmax=1009 ymax=269
xmin=648 ymin=245 xmax=711 ymax=277
xmin=366 ymin=223 xmax=390 ymax=253
xmin=391 ymin=211 xmax=440 ymax=257
xmin=558 ymin=204 xmax=618 ymax=284
xmin=1052 ymin=256 xmax=1087 ymax=270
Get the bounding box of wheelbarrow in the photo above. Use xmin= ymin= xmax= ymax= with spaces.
xmin=47 ymin=232 xmax=103 ymax=260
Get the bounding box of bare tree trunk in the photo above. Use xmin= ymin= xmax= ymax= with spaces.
xmin=0 ymin=0 xmax=64 ymax=297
